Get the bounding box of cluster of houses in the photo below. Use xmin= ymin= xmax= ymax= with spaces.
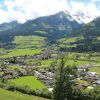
xmin=83 ymin=71 xmax=100 ymax=85
xmin=16 ymin=49 xmax=51 ymax=61
xmin=33 ymin=64 xmax=100 ymax=89
xmin=0 ymin=62 xmax=54 ymax=87
xmin=0 ymin=49 xmax=54 ymax=87
xmin=0 ymin=49 xmax=52 ymax=66
xmin=0 ymin=65 xmax=36 ymax=80
xmin=76 ymin=64 xmax=100 ymax=89
xmin=0 ymin=50 xmax=100 ymax=89
xmin=11 ymin=50 xmax=51 ymax=63
xmin=34 ymin=69 xmax=54 ymax=87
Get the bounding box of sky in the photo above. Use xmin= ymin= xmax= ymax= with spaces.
xmin=0 ymin=0 xmax=100 ymax=24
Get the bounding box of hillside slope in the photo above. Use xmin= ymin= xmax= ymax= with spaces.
xmin=58 ymin=17 xmax=100 ymax=52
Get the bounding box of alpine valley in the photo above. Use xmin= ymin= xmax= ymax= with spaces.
xmin=0 ymin=11 xmax=100 ymax=100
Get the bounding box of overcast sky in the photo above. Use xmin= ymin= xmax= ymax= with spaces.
xmin=0 ymin=0 xmax=100 ymax=24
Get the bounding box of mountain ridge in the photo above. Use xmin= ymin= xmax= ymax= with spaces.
xmin=0 ymin=11 xmax=81 ymax=44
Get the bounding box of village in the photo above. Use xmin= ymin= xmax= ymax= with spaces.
xmin=0 ymin=50 xmax=100 ymax=90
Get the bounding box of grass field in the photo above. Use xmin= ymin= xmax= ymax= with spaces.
xmin=65 ymin=59 xmax=95 ymax=66
xmin=27 ymin=53 xmax=100 ymax=68
xmin=0 ymin=49 xmax=42 ymax=58
xmin=0 ymin=48 xmax=7 ymax=55
xmin=8 ymin=65 xmax=20 ymax=70
xmin=89 ymin=67 xmax=100 ymax=75
xmin=58 ymin=37 xmax=78 ymax=43
xmin=97 ymin=36 xmax=100 ymax=40
xmin=58 ymin=36 xmax=84 ymax=48
xmin=13 ymin=35 xmax=46 ymax=49
xmin=76 ymin=80 xmax=89 ymax=85
xmin=9 ymin=76 xmax=47 ymax=91
xmin=0 ymin=88 xmax=48 ymax=100
xmin=43 ymin=59 xmax=98 ymax=66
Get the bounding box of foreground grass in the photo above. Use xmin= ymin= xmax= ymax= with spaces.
xmin=9 ymin=76 xmax=47 ymax=91
xmin=0 ymin=88 xmax=48 ymax=100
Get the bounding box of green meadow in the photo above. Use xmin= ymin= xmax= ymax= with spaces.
xmin=27 ymin=52 xmax=100 ymax=68
xmin=12 ymin=35 xmax=46 ymax=49
xmin=0 ymin=49 xmax=42 ymax=58
xmin=9 ymin=76 xmax=47 ymax=91
xmin=89 ymin=67 xmax=100 ymax=75
xmin=0 ymin=88 xmax=48 ymax=100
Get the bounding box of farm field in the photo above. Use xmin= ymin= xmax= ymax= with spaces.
xmin=64 ymin=52 xmax=100 ymax=65
xmin=58 ymin=36 xmax=84 ymax=48
xmin=0 ymin=49 xmax=42 ymax=58
xmin=26 ymin=52 xmax=100 ymax=68
xmin=0 ymin=88 xmax=48 ymax=100
xmin=89 ymin=67 xmax=100 ymax=75
xmin=65 ymin=59 xmax=99 ymax=66
xmin=9 ymin=76 xmax=47 ymax=91
xmin=13 ymin=35 xmax=46 ymax=49
xmin=43 ymin=59 xmax=99 ymax=66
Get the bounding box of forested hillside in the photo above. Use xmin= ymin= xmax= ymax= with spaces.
xmin=58 ymin=17 xmax=100 ymax=52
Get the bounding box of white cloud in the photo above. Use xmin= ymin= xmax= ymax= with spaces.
xmin=0 ymin=0 xmax=68 ymax=24
xmin=69 ymin=0 xmax=100 ymax=23
xmin=0 ymin=0 xmax=100 ymax=24
xmin=70 ymin=1 xmax=100 ymax=16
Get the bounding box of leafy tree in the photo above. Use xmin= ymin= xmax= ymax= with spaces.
xmin=53 ymin=55 xmax=100 ymax=100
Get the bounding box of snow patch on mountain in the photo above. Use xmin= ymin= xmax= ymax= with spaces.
xmin=64 ymin=10 xmax=97 ymax=24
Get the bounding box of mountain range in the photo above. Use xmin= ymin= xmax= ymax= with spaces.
xmin=0 ymin=11 xmax=81 ymax=43
xmin=0 ymin=11 xmax=99 ymax=52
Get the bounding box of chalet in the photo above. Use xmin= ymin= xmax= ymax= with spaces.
xmin=13 ymin=72 xmax=19 ymax=77
xmin=76 ymin=84 xmax=88 ymax=89
xmin=0 ymin=68 xmax=2 ymax=71
xmin=3 ymin=74 xmax=12 ymax=79
xmin=19 ymin=69 xmax=27 ymax=76
xmin=0 ymin=73 xmax=3 ymax=78
xmin=48 ymin=88 xmax=53 ymax=92
xmin=87 ymin=72 xmax=96 ymax=77
xmin=83 ymin=75 xmax=99 ymax=83
xmin=3 ymin=69 xmax=14 ymax=76
xmin=38 ymin=69 xmax=46 ymax=74
xmin=95 ymin=80 xmax=100 ymax=85
xmin=46 ymin=72 xmax=53 ymax=77
xmin=78 ymin=64 xmax=97 ymax=69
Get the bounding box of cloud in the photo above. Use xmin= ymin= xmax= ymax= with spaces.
xmin=70 ymin=1 xmax=100 ymax=16
xmin=0 ymin=0 xmax=100 ymax=24
xmin=68 ymin=0 xmax=100 ymax=23
xmin=0 ymin=0 xmax=68 ymax=24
